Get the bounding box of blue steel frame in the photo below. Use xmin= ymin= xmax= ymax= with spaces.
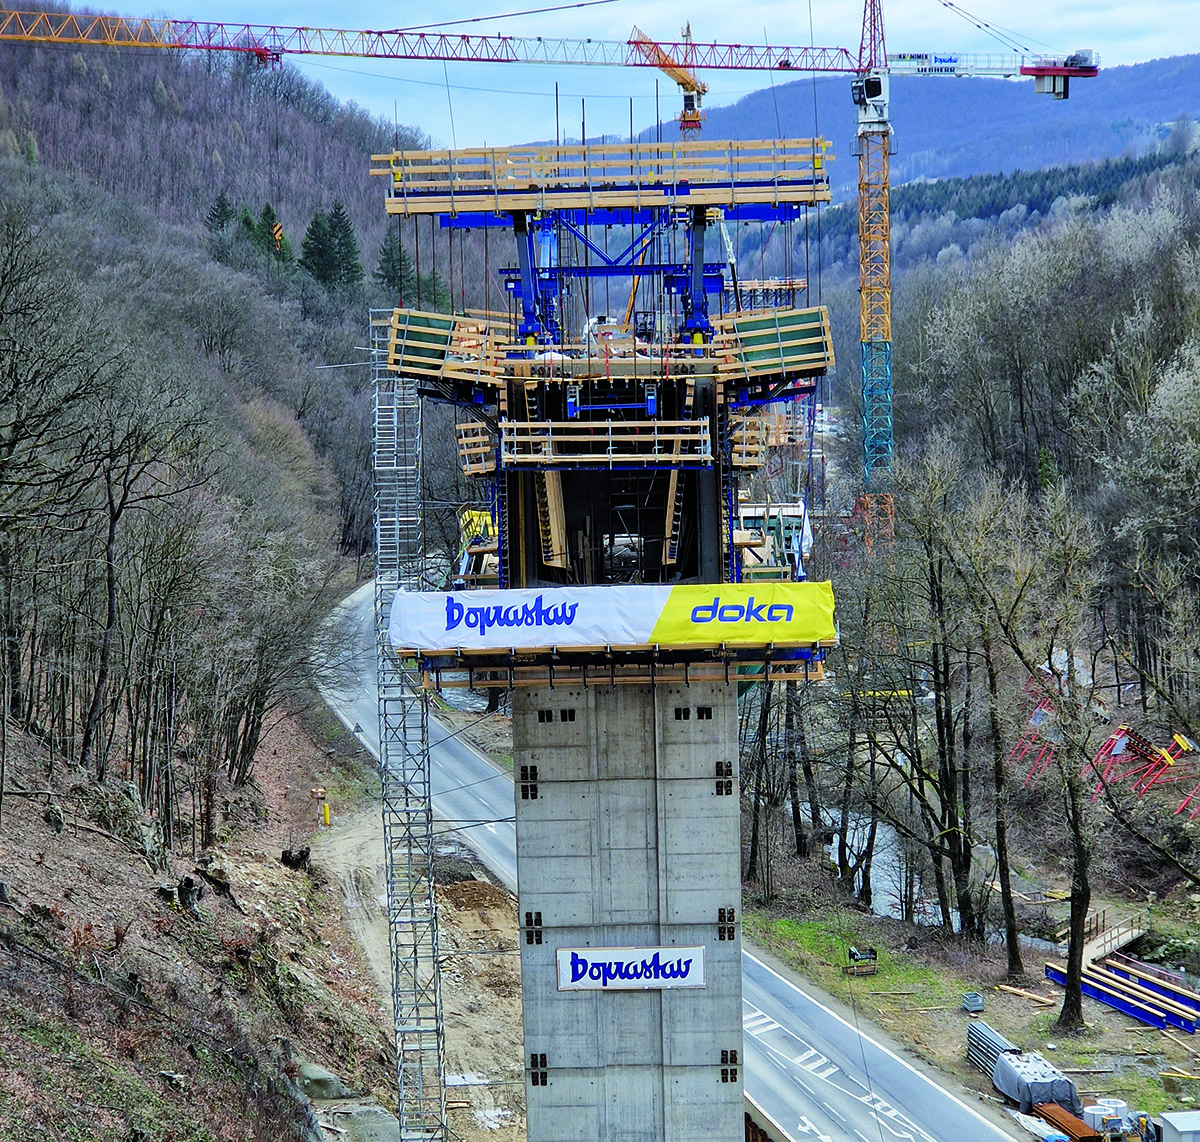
xmin=442 ymin=203 xmax=804 ymax=347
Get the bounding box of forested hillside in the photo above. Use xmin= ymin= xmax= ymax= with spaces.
xmin=747 ymin=148 xmax=1200 ymax=1017
xmin=0 ymin=33 xmax=481 ymax=1140
xmin=799 ymin=149 xmax=1185 ymax=273
xmin=0 ymin=157 xmax=355 ymax=834
xmin=0 ymin=33 xmax=422 ymax=271
xmin=682 ymin=54 xmax=1200 ymax=192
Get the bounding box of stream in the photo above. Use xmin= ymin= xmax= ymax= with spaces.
xmin=824 ymin=810 xmax=1061 ymax=952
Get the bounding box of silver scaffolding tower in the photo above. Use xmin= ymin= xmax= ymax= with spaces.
xmin=371 ymin=310 xmax=447 ymax=1140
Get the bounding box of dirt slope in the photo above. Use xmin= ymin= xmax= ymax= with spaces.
xmin=311 ymin=808 xmax=526 ymax=1140
xmin=0 ymin=701 xmax=506 ymax=1141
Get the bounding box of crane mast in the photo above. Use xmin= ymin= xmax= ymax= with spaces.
xmin=854 ymin=0 xmax=894 ymax=484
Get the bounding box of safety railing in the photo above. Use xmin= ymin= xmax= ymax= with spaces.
xmin=499 ymin=418 xmax=712 ymax=467
xmin=371 ymin=138 xmax=832 ymax=214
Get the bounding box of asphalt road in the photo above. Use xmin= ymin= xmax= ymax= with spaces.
xmin=322 ymin=582 xmax=1016 ymax=1142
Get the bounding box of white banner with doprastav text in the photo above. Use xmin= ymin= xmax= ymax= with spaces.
xmin=555 ymin=946 xmax=706 ymax=990
xmin=389 ymin=582 xmax=836 ymax=654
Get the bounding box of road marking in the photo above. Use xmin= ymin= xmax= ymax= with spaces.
xmin=821 ymin=1101 xmax=846 ymax=1122
xmin=794 ymin=1048 xmax=838 ymax=1079
xmin=744 ymin=1011 xmax=782 ymax=1036
xmin=794 ymin=1116 xmax=833 ymax=1142
xmin=744 ymin=952 xmax=1017 ymax=1141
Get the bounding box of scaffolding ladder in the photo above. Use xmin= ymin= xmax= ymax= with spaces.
xmin=662 ymin=378 xmax=696 ymax=566
xmin=372 ymin=311 xmax=447 ymax=1141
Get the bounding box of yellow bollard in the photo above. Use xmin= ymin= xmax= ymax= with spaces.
xmin=322 ymin=802 xmax=331 ymax=828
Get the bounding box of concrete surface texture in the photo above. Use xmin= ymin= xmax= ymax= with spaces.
xmin=514 ymin=682 xmax=743 ymax=1141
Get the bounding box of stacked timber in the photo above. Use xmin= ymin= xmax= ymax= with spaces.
xmin=1045 ymin=959 xmax=1199 ymax=1032
xmin=1035 ymin=1102 xmax=1103 ymax=1142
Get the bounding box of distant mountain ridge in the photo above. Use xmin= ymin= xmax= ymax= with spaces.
xmin=645 ymin=54 xmax=1200 ymax=199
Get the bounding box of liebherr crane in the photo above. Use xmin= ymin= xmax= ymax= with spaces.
xmin=0 ymin=7 xmax=1097 ymax=479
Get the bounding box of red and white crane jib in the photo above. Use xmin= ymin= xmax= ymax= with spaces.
xmin=0 ymin=11 xmax=1096 ymax=87
xmin=0 ymin=10 xmax=859 ymax=72
xmin=887 ymin=49 xmax=1099 ymax=98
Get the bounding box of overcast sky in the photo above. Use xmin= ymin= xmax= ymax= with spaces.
xmin=153 ymin=0 xmax=1191 ymax=146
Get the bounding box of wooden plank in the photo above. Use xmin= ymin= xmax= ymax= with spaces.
xmin=373 ymin=139 xmax=833 ymax=215
xmin=1105 ymin=958 xmax=1200 ymax=1004
xmin=1033 ymin=1102 xmax=1102 ymax=1142
xmin=538 ymin=471 xmax=569 ymax=569
xmin=996 ymin=984 xmax=1056 ymax=1006
xmin=1080 ymin=965 xmax=1197 ymax=1020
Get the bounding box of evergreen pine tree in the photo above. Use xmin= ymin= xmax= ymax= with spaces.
xmin=256 ymin=202 xmax=280 ymax=254
xmin=327 ymin=200 xmax=364 ymax=288
xmin=205 ymin=191 xmax=236 ymax=233
xmin=374 ymin=232 xmax=416 ymax=299
xmin=237 ymin=206 xmax=257 ymax=246
xmin=419 ymin=269 xmax=451 ymax=312
xmin=299 ymin=209 xmax=337 ymax=287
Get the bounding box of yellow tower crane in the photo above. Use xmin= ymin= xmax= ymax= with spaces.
xmin=630 ymin=23 xmax=708 ymax=135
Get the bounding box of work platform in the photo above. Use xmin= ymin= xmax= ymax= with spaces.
xmin=386 ymin=306 xmax=834 ymax=400
xmin=370 ymin=138 xmax=832 ymax=215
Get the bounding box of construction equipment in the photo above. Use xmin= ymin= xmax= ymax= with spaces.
xmin=852 ymin=0 xmax=1097 ymax=482
xmin=380 ymin=136 xmax=838 ymax=1140
xmin=5 ymin=13 xmax=1097 ymax=1139
xmin=630 ymin=23 xmax=707 ymax=134
xmin=0 ymin=9 xmax=1099 ymax=482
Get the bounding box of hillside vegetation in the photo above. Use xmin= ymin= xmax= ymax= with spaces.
xmin=737 ymin=143 xmax=1200 ymax=1044
xmin=682 ymin=55 xmax=1200 ymax=188
xmin=1 ymin=9 xmax=1200 ymax=1129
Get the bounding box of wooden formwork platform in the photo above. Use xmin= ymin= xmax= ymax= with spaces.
xmin=371 ymin=138 xmax=832 ymax=215
xmin=412 ymin=658 xmax=828 ymax=690
xmin=455 ymin=420 xmax=496 ymax=474
xmin=729 ymin=416 xmax=766 ymax=467
xmin=386 ymin=309 xmax=500 ymax=386
xmin=499 ymin=419 xmax=712 ymax=467
xmin=712 ymin=306 xmax=835 ymax=383
xmin=385 ymin=306 xmax=834 ymax=398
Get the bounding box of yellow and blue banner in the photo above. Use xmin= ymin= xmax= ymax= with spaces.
xmin=389 ymin=582 xmax=835 ymax=654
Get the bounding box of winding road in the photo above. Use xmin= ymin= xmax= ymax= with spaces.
xmin=322 ymin=582 xmax=1017 ymax=1142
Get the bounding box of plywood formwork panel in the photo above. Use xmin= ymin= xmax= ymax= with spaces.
xmin=713 ymin=305 xmax=835 ymax=382
xmin=371 ymin=138 xmax=832 ymax=216
xmin=386 ymin=309 xmax=499 ymax=387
